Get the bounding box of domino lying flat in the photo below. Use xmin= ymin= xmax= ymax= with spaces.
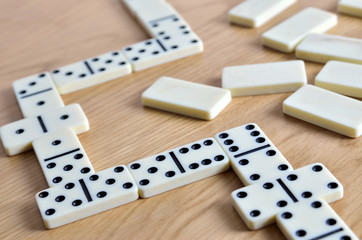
xmin=315 ymin=61 xmax=362 ymax=98
xmin=228 ymin=0 xmax=296 ymax=28
xmin=13 ymin=72 xmax=64 ymax=118
xmin=142 ymin=77 xmax=231 ymax=120
xmin=215 ymin=123 xmax=293 ymax=186
xmin=262 ymin=7 xmax=337 ymax=53
xmin=338 ymin=0 xmax=362 ymax=18
xmin=222 ymin=61 xmax=307 ymax=97
xmin=0 ymin=104 xmax=89 ymax=156
xmin=295 ymin=33 xmax=362 ymax=64
xmin=36 ymin=165 xmax=138 ymax=229
xmin=276 ymin=199 xmax=358 ymax=240
xmin=33 ymin=129 xmax=94 ymax=187
xmin=231 ymin=163 xmax=343 ymax=230
xmin=128 ymin=137 xmax=229 ymax=198
xmin=51 ymin=51 xmax=132 ymax=94
xmin=283 ymin=85 xmax=362 ymax=138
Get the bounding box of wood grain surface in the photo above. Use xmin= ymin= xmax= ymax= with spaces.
xmin=0 ymin=0 xmax=361 ymax=239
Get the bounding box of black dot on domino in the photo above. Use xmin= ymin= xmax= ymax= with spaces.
xmin=224 ymin=139 xmax=233 ymax=145
xmin=65 ymin=183 xmax=74 ymax=189
xmin=201 ymin=159 xmax=211 ymax=165
xmin=130 ymin=163 xmax=141 ymax=169
xmin=55 ymin=195 xmax=65 ymax=202
xmin=236 ymin=191 xmax=247 ymax=198
xmin=156 ymin=155 xmax=166 ymax=161
xmin=341 ymin=236 xmax=352 ymax=240
xmin=72 ymin=199 xmax=82 ymax=206
xmin=123 ymin=182 xmax=133 ymax=189
xmin=152 ymin=23 xmax=158 ymax=27
xmin=138 ymin=49 xmax=145 ymax=53
xmin=191 ymin=39 xmax=198 ymax=44
xmin=119 ymin=61 xmax=126 ymax=65
xmin=45 ymin=209 xmax=55 ymax=216
xmin=47 ymin=162 xmax=56 ymax=169
xmin=311 ymin=201 xmax=322 ymax=208
xmin=179 ymin=147 xmax=189 ymax=154
xmin=214 ymin=155 xmax=224 ymax=161
xmin=312 ymin=165 xmax=323 ymax=172
xmin=29 ymin=81 xmax=37 ymax=86
xmin=287 ymin=174 xmax=298 ymax=181
xmin=112 ymin=51 xmax=119 ymax=56
xmin=105 ymin=59 xmax=112 ymax=64
xmin=256 ymin=137 xmax=265 ymax=143
xmin=165 ymin=171 xmax=175 ymax=177
xmin=15 ymin=129 xmax=24 ymax=134
xmin=125 ymin=47 xmax=132 ymax=51
xmin=266 ymin=150 xmax=276 ymax=156
xmin=74 ymin=153 xmax=83 ymax=159
xmin=203 ymin=140 xmax=213 ymax=146
xmin=158 ymin=31 xmax=165 ymax=35
xmin=183 ymin=31 xmax=190 ymax=34
xmin=145 ymin=41 xmax=152 ymax=45
xmin=80 ymin=167 xmax=90 ymax=174
xmin=38 ymin=191 xmax=49 ymax=198
xmin=98 ymin=68 xmax=106 ymax=72
xmin=189 ymin=163 xmax=199 ymax=169
xmin=281 ymin=212 xmax=292 ymax=219
xmin=295 ymin=230 xmax=307 ymax=237
xmin=97 ymin=191 xmax=107 ymax=198
xmin=60 ymin=115 xmax=69 ymax=120
xmin=171 ymin=45 xmax=178 ymax=49
xmin=326 ymin=218 xmax=337 ymax=226
xmin=37 ymin=101 xmax=45 ymax=106
xmin=52 ymin=140 xmax=61 ymax=145
xmin=301 ymin=191 xmax=312 ymax=198
xmin=229 ymin=146 xmax=239 ymax=152
xmin=106 ymin=178 xmax=115 ymax=185
xmin=53 ymin=70 xmax=60 ymax=74
xmin=250 ymin=131 xmax=260 ymax=136
xmin=191 ymin=144 xmax=201 ymax=150
xmin=263 ymin=182 xmax=274 ymax=189
xmin=278 ymin=164 xmax=289 ymax=171
xmin=63 ymin=165 xmax=73 ymax=171
xmin=65 ymin=71 xmax=73 ymax=76
xmin=276 ymin=200 xmax=287 ymax=207
xmin=148 ymin=167 xmax=158 ymax=173
xmin=52 ymin=177 xmax=62 ymax=183
xmin=250 ymin=210 xmax=260 ymax=217
xmin=250 ymin=174 xmax=260 ymax=181
xmin=245 ymin=124 xmax=255 ymax=130
xmin=219 ymin=133 xmax=228 ymax=139
xmin=92 ymin=58 xmax=99 ymax=62
xmin=39 ymin=73 xmax=46 ymax=78
xmin=239 ymin=159 xmax=249 ymax=165
xmin=152 ymin=51 xmax=159 ymax=55
xmin=79 ymin=73 xmax=86 ymax=78
xmin=132 ymin=57 xmax=139 ymax=61
xmin=114 ymin=166 xmax=124 ymax=173
xmin=19 ymin=90 xmax=26 ymax=94
xmin=327 ymin=182 xmax=339 ymax=189
xmin=140 ymin=179 xmax=150 ymax=186
xmin=89 ymin=175 xmax=99 ymax=181
xmin=164 ymin=36 xmax=170 ymax=40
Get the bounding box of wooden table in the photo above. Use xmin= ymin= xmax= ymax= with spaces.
xmin=0 ymin=0 xmax=361 ymax=239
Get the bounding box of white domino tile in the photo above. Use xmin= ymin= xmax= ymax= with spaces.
xmin=222 ymin=60 xmax=307 ymax=97
xmin=338 ymin=0 xmax=362 ymax=18
xmin=0 ymin=104 xmax=89 ymax=156
xmin=296 ymin=33 xmax=362 ymax=64
xmin=229 ymin=0 xmax=296 ymax=28
xmin=51 ymin=50 xmax=132 ymax=94
xmin=315 ymin=61 xmax=362 ymax=98
xmin=33 ymin=128 xmax=94 ymax=187
xmin=128 ymin=137 xmax=230 ymax=198
xmin=283 ymin=85 xmax=362 ymax=138
xmin=12 ymin=72 xmax=64 ymax=117
xmin=262 ymin=7 xmax=337 ymax=53
xmin=36 ymin=165 xmax=139 ymax=229
xmin=142 ymin=77 xmax=231 ymax=120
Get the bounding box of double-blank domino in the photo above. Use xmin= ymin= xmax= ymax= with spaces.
xmin=338 ymin=0 xmax=362 ymax=17
xmin=296 ymin=33 xmax=362 ymax=64
xmin=142 ymin=77 xmax=231 ymax=120
xmin=283 ymin=85 xmax=362 ymax=138
xmin=315 ymin=61 xmax=362 ymax=98
xmin=262 ymin=7 xmax=337 ymax=53
xmin=228 ymin=0 xmax=296 ymax=28
xmin=222 ymin=60 xmax=307 ymax=97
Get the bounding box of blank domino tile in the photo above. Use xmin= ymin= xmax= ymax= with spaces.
xmin=222 ymin=61 xmax=307 ymax=97
xmin=128 ymin=137 xmax=229 ymax=198
xmin=33 ymin=129 xmax=94 ymax=187
xmin=36 ymin=165 xmax=138 ymax=229
xmin=51 ymin=50 xmax=132 ymax=94
xmin=0 ymin=104 xmax=89 ymax=156
xmin=283 ymin=85 xmax=362 ymax=138
xmin=339 ymin=0 xmax=362 ymax=17
xmin=215 ymin=123 xmax=293 ymax=186
xmin=228 ymin=0 xmax=296 ymax=28
xmin=296 ymin=33 xmax=362 ymax=64
xmin=315 ymin=61 xmax=362 ymax=98
xmin=262 ymin=7 xmax=337 ymax=53
xmin=13 ymin=72 xmax=64 ymax=118
xmin=276 ymin=199 xmax=358 ymax=240
xmin=142 ymin=77 xmax=231 ymax=120
xmin=231 ymin=163 xmax=343 ymax=230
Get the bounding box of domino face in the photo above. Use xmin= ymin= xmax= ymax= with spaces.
xmin=33 ymin=129 xmax=94 ymax=187
xmin=12 ymin=72 xmax=64 ymax=117
xmin=295 ymin=33 xmax=362 ymax=64
xmin=283 ymin=85 xmax=362 ymax=138
xmin=228 ymin=0 xmax=296 ymax=28
xmin=339 ymin=0 xmax=362 ymax=17
xmin=51 ymin=51 xmax=132 ymax=94
xmin=262 ymin=7 xmax=337 ymax=53
xmin=36 ymin=165 xmax=139 ymax=229
xmin=222 ymin=60 xmax=307 ymax=97
xmin=231 ymin=163 xmax=343 ymax=230
xmin=215 ymin=123 xmax=293 ymax=186
xmin=315 ymin=61 xmax=362 ymax=98
xmin=141 ymin=77 xmax=231 ymax=120
xmin=127 ymin=137 xmax=230 ymax=198
xmin=0 ymin=104 xmax=89 ymax=156
xmin=276 ymin=199 xmax=358 ymax=240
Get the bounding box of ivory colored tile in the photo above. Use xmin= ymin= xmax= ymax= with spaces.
xmin=338 ymin=0 xmax=362 ymax=17
xmin=222 ymin=60 xmax=307 ymax=97
xmin=262 ymin=7 xmax=337 ymax=53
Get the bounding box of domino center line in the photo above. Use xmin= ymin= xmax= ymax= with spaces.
xmin=276 ymin=178 xmax=298 ymax=202
xmin=84 ymin=61 xmax=95 ymax=75
xmin=20 ymin=88 xmax=53 ymax=99
xmin=233 ymin=144 xmax=271 ymax=158
xmin=169 ymin=151 xmax=186 ymax=173
xmin=44 ymin=148 xmax=81 ymax=162
xmin=156 ymin=39 xmax=167 ymax=52
xmin=37 ymin=116 xmax=48 ymax=133
xmin=309 ymin=228 xmax=344 ymax=240
xmin=79 ymin=179 xmax=93 ymax=202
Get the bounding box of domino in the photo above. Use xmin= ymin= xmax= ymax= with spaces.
xmin=262 ymin=7 xmax=337 ymax=53
xmin=122 ymin=0 xmax=171 ymax=19
xmin=231 ymin=163 xmax=343 ymax=230
xmin=36 ymin=165 xmax=139 ymax=229
xmin=127 ymin=137 xmax=230 ymax=198
xmin=276 ymin=199 xmax=358 ymax=240
xmin=222 ymin=60 xmax=307 ymax=97
xmin=33 ymin=129 xmax=94 ymax=187
xmin=295 ymin=33 xmax=362 ymax=64
xmin=12 ymin=72 xmax=64 ymax=117
xmin=141 ymin=77 xmax=231 ymax=120
xmin=228 ymin=0 xmax=296 ymax=28
xmin=215 ymin=123 xmax=293 ymax=186
xmin=339 ymin=0 xmax=362 ymax=18
xmin=283 ymin=85 xmax=362 ymax=138
xmin=315 ymin=61 xmax=362 ymax=98
xmin=0 ymin=104 xmax=89 ymax=156
xmin=51 ymin=50 xmax=132 ymax=94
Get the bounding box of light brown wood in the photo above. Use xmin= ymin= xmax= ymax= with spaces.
xmin=0 ymin=0 xmax=361 ymax=239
